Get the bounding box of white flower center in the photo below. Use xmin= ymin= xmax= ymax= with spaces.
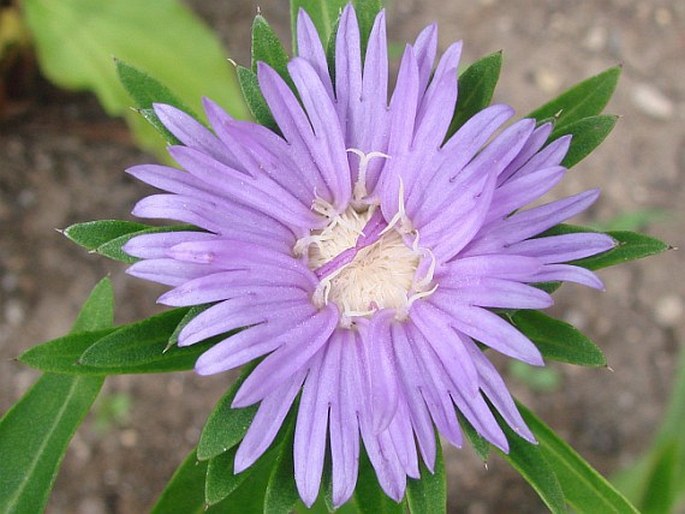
xmin=295 ymin=198 xmax=437 ymax=326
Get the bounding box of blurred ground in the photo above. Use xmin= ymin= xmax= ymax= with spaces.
xmin=1 ymin=0 xmax=683 ymax=512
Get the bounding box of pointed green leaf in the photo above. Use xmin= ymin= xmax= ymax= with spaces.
xmin=497 ymin=418 xmax=566 ymax=514
xmin=407 ymin=441 xmax=446 ymax=514
xmin=19 ymin=328 xmax=118 ymax=375
xmin=448 ymin=51 xmax=502 ymax=137
xmin=237 ymin=65 xmax=279 ymax=131
xmin=63 ymin=219 xmax=149 ymax=251
xmin=290 ymin=0 xmax=347 ymax=51
xmin=20 ymin=308 xmax=223 ymax=375
xmin=509 ymin=310 xmax=606 ymax=367
xmin=519 ymin=402 xmax=639 ymax=513
xmin=115 ymin=59 xmax=195 ymax=143
xmin=573 ymin=230 xmax=670 ymax=271
xmin=79 ymin=308 xmax=221 ymax=373
xmin=252 ymin=15 xmax=291 ymax=82
xmin=354 ymin=448 xmax=405 ymax=514
xmin=528 ymin=66 xmax=621 ymax=127
xmin=63 ymin=219 xmax=195 ymax=263
xmin=71 ymin=277 xmax=115 ymax=332
xmin=0 ymin=279 xmax=112 ymax=513
xmin=205 ymin=446 xmax=253 ymax=506
xmin=197 ymin=362 xmax=259 ymax=461
xmin=550 ymin=114 xmax=618 ymax=168
xmin=94 ymin=224 xmax=196 ymax=263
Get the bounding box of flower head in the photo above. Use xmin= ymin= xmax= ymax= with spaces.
xmin=124 ymin=5 xmax=614 ymax=507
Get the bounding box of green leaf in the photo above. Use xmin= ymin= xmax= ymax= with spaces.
xmin=539 ymin=224 xmax=670 ymax=271
xmin=509 ymin=310 xmax=606 ymax=367
xmin=63 ymin=219 xmax=148 ymax=251
xmin=197 ymin=362 xmax=259 ymax=460
xmin=497 ymin=419 xmax=566 ymax=514
xmin=237 ymin=65 xmax=279 ymax=131
xmin=264 ymin=423 xmax=299 ymax=514
xmin=528 ymin=66 xmax=621 ymax=127
xmin=639 ymin=440 xmax=679 ymax=514
xmin=19 ymin=328 xmax=118 ymax=375
xmin=520 ymin=402 xmax=639 ymax=513
xmin=448 ymin=51 xmax=502 ymax=137
xmin=352 ymin=0 xmax=382 ymax=57
xmin=150 ymin=449 xmax=208 ymax=514
xmin=0 ymin=374 xmax=104 ymax=514
xmin=63 ymin=219 xmax=197 ymax=263
xmin=205 ymin=446 xmax=253 ymax=506
xmin=290 ymin=0 xmax=347 ymax=51
xmin=167 ymin=304 xmax=213 ymax=350
xmin=22 ymin=0 xmax=248 ymax=158
xmin=94 ymin=224 xmax=196 ymax=264
xmin=406 ymin=441 xmax=447 ymax=514
xmin=509 ymin=361 xmax=562 ymax=392
xmin=79 ymin=308 xmax=220 ymax=373
xmin=115 ymin=59 xmax=193 ymax=144
xmin=574 ymin=230 xmax=670 ymax=271
xmin=20 ymin=309 xmax=221 ymax=375
xmin=0 ymin=279 xmax=112 ymax=513
xmin=460 ymin=414 xmax=490 ymax=462
xmin=354 ymin=448 xmax=405 ymax=514
xmin=550 ymin=114 xmax=618 ymax=168
xmin=613 ymin=347 xmax=685 ymax=508
xmin=71 ymin=277 xmax=115 ymax=332
xmin=252 ymin=15 xmax=291 ymax=82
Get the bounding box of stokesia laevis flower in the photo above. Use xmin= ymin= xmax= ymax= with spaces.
xmin=123 ymin=5 xmax=615 ymax=507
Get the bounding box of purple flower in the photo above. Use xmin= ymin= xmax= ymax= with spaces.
xmin=123 ymin=5 xmax=614 ymax=507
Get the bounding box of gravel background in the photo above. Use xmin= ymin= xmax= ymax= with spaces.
xmin=1 ymin=0 xmax=683 ymax=512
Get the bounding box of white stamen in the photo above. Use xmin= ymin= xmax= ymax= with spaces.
xmin=295 ymin=156 xmax=438 ymax=325
xmin=380 ymin=176 xmax=411 ymax=236
xmin=347 ymin=148 xmax=390 ymax=206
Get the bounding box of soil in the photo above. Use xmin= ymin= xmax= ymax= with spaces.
xmin=1 ymin=0 xmax=683 ymax=513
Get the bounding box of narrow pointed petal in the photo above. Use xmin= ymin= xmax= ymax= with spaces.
xmin=235 ymin=370 xmax=306 ymax=472
xmin=193 ymin=304 xmax=317 ymax=373
xmin=358 ymin=311 xmax=399 ymax=433
xmin=154 ymin=103 xmax=236 ymax=167
xmin=294 ymin=339 xmax=341 ymax=507
xmin=410 ymin=301 xmax=479 ymax=397
xmin=233 ymin=305 xmax=338 ymax=406
xmin=296 ymin=8 xmax=334 ymax=97
xmin=391 ymin=323 xmax=437 ymax=470
xmin=497 ymin=122 xmax=554 ymax=185
xmin=462 ymin=338 xmax=536 ymax=443
xmin=125 ymin=258 xmax=219 ymax=287
xmin=433 ymin=297 xmax=544 ymax=365
xmin=534 ymin=264 xmax=606 ymax=290
xmin=412 ymin=23 xmax=438 ymax=93
xmin=123 ymin=231 xmax=216 ymax=259
xmin=330 ymin=331 xmax=361 ymax=507
xmin=505 ymin=233 xmax=616 ymax=263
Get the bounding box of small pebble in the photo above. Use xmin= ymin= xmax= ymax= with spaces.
xmin=583 ymin=25 xmax=607 ymax=52
xmin=534 ymin=69 xmax=562 ymax=94
xmin=631 ymin=83 xmax=675 ymax=120
xmin=654 ymin=294 xmax=683 ymax=327
xmin=5 ymin=299 xmax=25 ymax=326
xmin=120 ymin=429 xmax=138 ymax=448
